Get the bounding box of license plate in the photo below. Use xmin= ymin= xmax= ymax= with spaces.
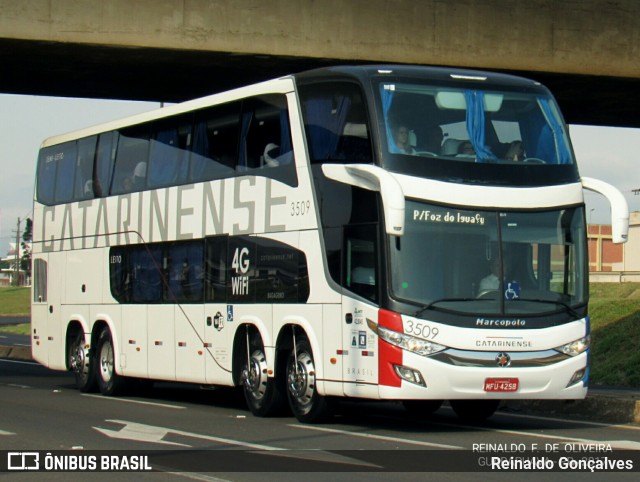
xmin=484 ymin=378 xmax=519 ymax=392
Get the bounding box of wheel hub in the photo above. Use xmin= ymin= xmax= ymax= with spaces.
xmin=243 ymin=350 xmax=268 ymax=399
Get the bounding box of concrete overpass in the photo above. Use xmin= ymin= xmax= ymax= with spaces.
xmin=1 ymin=0 xmax=640 ymax=128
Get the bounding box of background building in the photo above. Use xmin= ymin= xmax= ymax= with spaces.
xmin=588 ymin=211 xmax=640 ymax=281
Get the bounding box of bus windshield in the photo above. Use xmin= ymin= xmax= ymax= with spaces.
xmin=390 ymin=201 xmax=587 ymax=317
xmin=376 ymin=80 xmax=579 ymax=186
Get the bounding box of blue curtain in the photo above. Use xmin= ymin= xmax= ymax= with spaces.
xmin=464 ymin=90 xmax=496 ymax=162
xmin=304 ymin=96 xmax=351 ymax=161
xmin=380 ymin=85 xmax=401 ymax=153
xmin=538 ymin=97 xmax=571 ymax=165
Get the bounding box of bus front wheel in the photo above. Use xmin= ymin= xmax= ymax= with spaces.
xmin=95 ymin=328 xmax=126 ymax=396
xmin=286 ymin=337 xmax=331 ymax=423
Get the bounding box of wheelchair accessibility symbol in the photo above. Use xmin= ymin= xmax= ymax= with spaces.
xmin=505 ymin=281 xmax=520 ymax=300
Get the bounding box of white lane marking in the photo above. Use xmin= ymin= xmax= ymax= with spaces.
xmin=427 ymin=419 xmax=640 ymax=450
xmin=95 ymin=420 xmax=380 ymax=468
xmin=164 ymin=472 xmax=231 ymax=482
xmin=0 ymin=430 xmax=15 ymax=435
xmin=289 ymin=424 xmax=464 ymax=449
xmin=498 ymin=410 xmax=640 ymax=431
xmin=7 ymin=384 xmax=30 ymax=389
xmin=94 ymin=421 xmax=190 ymax=447
xmin=82 ymin=393 xmax=186 ymax=410
xmin=96 ymin=419 xmax=286 ymax=450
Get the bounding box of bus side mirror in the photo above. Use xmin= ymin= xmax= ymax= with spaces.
xmin=321 ymin=164 xmax=405 ymax=236
xmin=581 ymin=177 xmax=629 ymax=243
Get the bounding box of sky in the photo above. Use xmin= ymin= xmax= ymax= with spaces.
xmin=0 ymin=94 xmax=639 ymax=256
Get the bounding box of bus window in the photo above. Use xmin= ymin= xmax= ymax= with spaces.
xmin=148 ymin=114 xmax=193 ymax=189
xmin=75 ymin=136 xmax=97 ymax=200
xmin=205 ymin=236 xmax=228 ymax=303
xmin=190 ymin=102 xmax=240 ymax=182
xmin=94 ymin=132 xmax=116 ymax=197
xmin=299 ymin=82 xmax=371 ymax=165
xmin=344 ymin=224 xmax=378 ymax=302
xmin=166 ymin=241 xmax=204 ymax=303
xmin=45 ymin=141 xmax=77 ymax=205
xmin=239 ymin=94 xmax=297 ymax=186
xmin=37 ymin=147 xmax=59 ymax=205
xmin=111 ymin=124 xmax=151 ymax=194
xmin=254 ymin=237 xmax=310 ymax=303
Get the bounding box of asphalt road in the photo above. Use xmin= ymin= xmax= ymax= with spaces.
xmin=1 ymin=359 xmax=639 ymax=481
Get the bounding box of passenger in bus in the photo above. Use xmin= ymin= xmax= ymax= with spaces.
xmin=261 ymin=143 xmax=292 ymax=167
xmin=504 ymin=140 xmax=525 ymax=161
xmin=458 ymin=141 xmax=475 ymax=157
xmin=393 ymin=125 xmax=416 ymax=154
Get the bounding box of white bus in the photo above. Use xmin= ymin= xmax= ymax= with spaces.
xmin=31 ymin=65 xmax=629 ymax=422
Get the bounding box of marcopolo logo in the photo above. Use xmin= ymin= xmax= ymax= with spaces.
xmin=476 ymin=318 xmax=526 ymax=327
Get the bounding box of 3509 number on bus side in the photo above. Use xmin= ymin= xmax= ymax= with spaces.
xmin=404 ymin=320 xmax=440 ymax=340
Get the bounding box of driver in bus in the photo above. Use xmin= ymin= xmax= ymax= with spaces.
xmin=504 ymin=140 xmax=525 ymax=161
xmin=478 ymin=256 xmax=501 ymax=294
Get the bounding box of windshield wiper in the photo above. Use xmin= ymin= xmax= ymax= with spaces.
xmin=413 ymin=298 xmax=477 ymax=318
xmin=509 ymin=298 xmax=581 ymax=318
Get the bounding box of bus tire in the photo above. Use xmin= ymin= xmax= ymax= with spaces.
xmin=68 ymin=331 xmax=96 ymax=393
xmin=95 ymin=328 xmax=126 ymax=396
xmin=449 ymin=399 xmax=500 ymax=422
xmin=241 ymin=342 xmax=285 ymax=417
xmin=286 ymin=337 xmax=332 ymax=423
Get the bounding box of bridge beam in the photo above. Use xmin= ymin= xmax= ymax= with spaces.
xmin=1 ymin=0 xmax=639 ymax=127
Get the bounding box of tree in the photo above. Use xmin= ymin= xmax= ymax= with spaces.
xmin=20 ymin=218 xmax=32 ymax=280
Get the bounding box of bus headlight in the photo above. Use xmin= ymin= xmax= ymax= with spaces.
xmin=554 ymin=335 xmax=590 ymax=357
xmin=368 ymin=319 xmax=447 ymax=356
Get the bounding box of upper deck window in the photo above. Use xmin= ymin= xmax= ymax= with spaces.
xmin=377 ymin=80 xmax=579 ymax=186
xmin=299 ymin=82 xmax=373 ymax=165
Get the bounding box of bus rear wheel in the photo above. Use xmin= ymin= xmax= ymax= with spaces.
xmin=68 ymin=331 xmax=96 ymax=392
xmin=242 ymin=345 xmax=285 ymax=417
xmin=450 ymin=399 xmax=500 ymax=422
xmin=95 ymin=328 xmax=126 ymax=396
xmin=286 ymin=337 xmax=331 ymax=423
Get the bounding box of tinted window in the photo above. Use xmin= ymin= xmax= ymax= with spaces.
xmin=191 ymin=102 xmax=240 ymax=182
xmin=300 ymin=82 xmax=372 ymax=165
xmin=148 ymin=114 xmax=193 ymax=189
xmin=75 ymin=136 xmax=97 ymax=200
xmin=111 ymin=124 xmax=151 ymax=194
xmin=239 ymin=95 xmax=296 ymax=185
xmin=36 ymin=148 xmax=59 ymax=205
xmin=94 ymin=132 xmax=116 ymax=197
xmin=110 ymin=237 xmax=309 ymax=304
xmin=166 ymin=241 xmax=204 ymax=302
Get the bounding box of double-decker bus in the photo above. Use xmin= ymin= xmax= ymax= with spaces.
xmin=31 ymin=65 xmax=629 ymax=422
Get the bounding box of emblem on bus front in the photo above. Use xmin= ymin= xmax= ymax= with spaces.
xmin=496 ymin=352 xmax=511 ymax=367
